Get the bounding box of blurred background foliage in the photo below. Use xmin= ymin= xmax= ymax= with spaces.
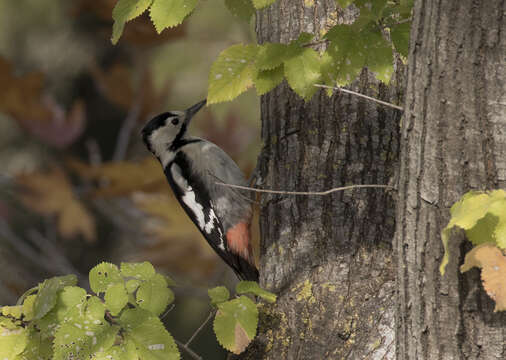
xmin=0 ymin=0 xmax=260 ymax=357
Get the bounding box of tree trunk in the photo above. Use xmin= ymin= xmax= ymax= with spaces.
xmin=237 ymin=1 xmax=404 ymax=358
xmin=395 ymin=0 xmax=506 ymax=359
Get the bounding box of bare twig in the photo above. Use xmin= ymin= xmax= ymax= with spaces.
xmin=302 ymin=39 xmax=329 ymax=48
xmin=185 ymin=310 xmax=215 ymax=347
xmin=314 ymin=84 xmax=404 ymax=111
xmin=174 ymin=339 xmax=202 ymax=360
xmin=113 ymin=98 xmax=142 ymax=161
xmin=215 ymin=182 xmax=393 ymax=196
xmin=160 ymin=304 xmax=175 ymax=319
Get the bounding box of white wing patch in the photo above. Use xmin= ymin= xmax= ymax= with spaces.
xmin=171 ymin=164 xmax=225 ymax=251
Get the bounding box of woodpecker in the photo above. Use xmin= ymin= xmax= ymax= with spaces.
xmin=141 ymin=99 xmax=258 ymax=281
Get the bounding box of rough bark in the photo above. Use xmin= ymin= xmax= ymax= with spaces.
xmin=395 ymin=0 xmax=506 ymax=359
xmin=236 ymin=1 xmax=404 ymax=358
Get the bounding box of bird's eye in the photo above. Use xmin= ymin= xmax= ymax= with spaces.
xmin=171 ymin=118 xmax=179 ymax=125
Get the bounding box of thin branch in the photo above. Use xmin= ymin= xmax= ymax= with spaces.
xmin=314 ymin=84 xmax=404 ymax=111
xmin=302 ymin=39 xmax=329 ymax=48
xmin=174 ymin=339 xmax=202 ymax=360
xmin=215 ymin=182 xmax=393 ymax=196
xmin=185 ymin=310 xmax=215 ymax=347
xmin=113 ymin=97 xmax=142 ymax=161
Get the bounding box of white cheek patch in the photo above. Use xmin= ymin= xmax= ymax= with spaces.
xmin=149 ymin=127 xmax=175 ymax=167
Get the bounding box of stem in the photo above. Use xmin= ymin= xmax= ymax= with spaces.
xmin=174 ymin=339 xmax=203 ymax=360
xmin=185 ymin=311 xmax=215 ymax=347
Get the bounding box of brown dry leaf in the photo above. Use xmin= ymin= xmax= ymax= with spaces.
xmin=461 ymin=243 xmax=506 ymax=311
xmin=0 ymin=57 xmax=86 ymax=147
xmin=132 ymin=192 xmax=220 ymax=280
xmin=90 ymin=62 xmax=170 ymax=119
xmin=67 ymin=157 xmax=167 ymax=197
xmin=16 ymin=167 xmax=96 ymax=242
xmin=233 ymin=323 xmax=251 ymax=355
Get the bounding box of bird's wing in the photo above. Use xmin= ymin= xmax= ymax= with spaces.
xmin=195 ymin=142 xmax=253 ymax=229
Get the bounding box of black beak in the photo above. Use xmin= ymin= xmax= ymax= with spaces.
xmin=184 ymin=99 xmax=207 ymax=125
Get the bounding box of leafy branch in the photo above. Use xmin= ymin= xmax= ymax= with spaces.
xmin=0 ymin=262 xmax=277 ymax=359
xmin=110 ymin=0 xmax=414 ymax=103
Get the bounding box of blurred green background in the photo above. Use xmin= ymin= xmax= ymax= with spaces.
xmin=0 ymin=0 xmax=260 ymax=358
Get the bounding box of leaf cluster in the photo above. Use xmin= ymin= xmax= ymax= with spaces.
xmin=0 ymin=263 xmax=276 ymax=358
xmin=111 ymin=0 xmax=413 ymax=103
xmin=440 ymin=190 xmax=506 ymax=312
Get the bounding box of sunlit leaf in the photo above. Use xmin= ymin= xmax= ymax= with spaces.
xmin=136 ymin=274 xmax=173 ymax=316
xmin=111 ymin=0 xmax=154 ymax=43
xmin=33 ymin=275 xmax=78 ymax=320
xmin=254 ymin=65 xmax=284 ymax=95
xmin=213 ymin=296 xmax=258 ymax=354
xmin=284 ymin=47 xmax=321 ymax=100
xmin=120 ymin=308 xmax=180 ymax=360
xmin=149 ymin=0 xmax=198 ymax=33
xmin=89 ymin=262 xmax=123 ymax=294
xmin=208 ymin=44 xmax=259 ymax=104
xmin=105 ymin=283 xmax=129 ymax=316
xmin=121 ymin=262 xmax=156 ymax=281
xmin=440 ymin=190 xmax=506 ymax=274
xmin=208 ymin=286 xmax=230 ymax=306
xmin=53 ymin=297 xmax=119 ymax=360
xmin=0 ymin=318 xmax=28 ymax=359
xmin=460 ymin=243 xmax=506 ymax=312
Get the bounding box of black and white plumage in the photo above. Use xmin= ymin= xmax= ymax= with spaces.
xmin=141 ymin=100 xmax=258 ymax=281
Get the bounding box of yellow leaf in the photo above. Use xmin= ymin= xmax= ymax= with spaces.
xmin=68 ymin=157 xmax=167 ymax=197
xmin=461 ymin=243 xmax=506 ymax=312
xmin=16 ymin=167 xmax=96 ymax=242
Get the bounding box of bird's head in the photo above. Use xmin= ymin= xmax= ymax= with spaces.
xmin=142 ymin=99 xmax=206 ymax=157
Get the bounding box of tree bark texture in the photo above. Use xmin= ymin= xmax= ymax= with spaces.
xmin=396 ymin=0 xmax=506 ymax=359
xmin=237 ymin=1 xmax=404 ymax=358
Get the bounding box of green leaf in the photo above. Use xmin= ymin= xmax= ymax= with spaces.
xmin=111 ymin=0 xmax=154 ymax=44
xmin=363 ymin=29 xmax=393 ymax=83
xmin=213 ymin=296 xmax=258 ymax=354
xmin=22 ymin=295 xmax=36 ymax=321
xmin=208 ymin=44 xmax=259 ymax=104
xmin=251 ymin=0 xmax=276 ymax=9
xmin=33 ymin=275 xmax=77 ymax=320
xmin=284 ymin=47 xmax=321 ymax=100
xmin=89 ymin=262 xmax=123 ymax=294
xmin=92 ymin=341 xmax=138 ymax=360
xmin=254 ymin=65 xmax=284 ymax=95
xmin=391 ymin=22 xmax=411 ymax=57
xmin=256 ymin=43 xmax=292 ymax=70
xmin=0 ymin=318 xmax=28 ymax=360
xmin=21 ymin=329 xmax=53 ymax=360
xmin=1 ymin=305 xmax=23 ymax=319
xmin=121 ymin=262 xmax=156 ymax=281
xmin=325 ymin=25 xmax=366 ymax=85
xmin=126 ymin=279 xmax=141 ymax=293
xmin=120 ymin=308 xmax=180 ymax=360
xmin=53 ymin=297 xmax=118 ymax=360
xmin=136 ymin=274 xmax=173 ymax=316
xmin=105 ymin=283 xmax=129 ymax=316
xmin=149 ymin=0 xmax=198 ymax=33
xmin=225 ymin=0 xmax=256 ymax=21
xmin=208 ymin=286 xmax=230 ymax=306
xmin=33 ymin=286 xmax=87 ymax=340
xmin=236 ymin=281 xmax=277 ymax=303
xmin=440 ymin=190 xmax=506 ymax=274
